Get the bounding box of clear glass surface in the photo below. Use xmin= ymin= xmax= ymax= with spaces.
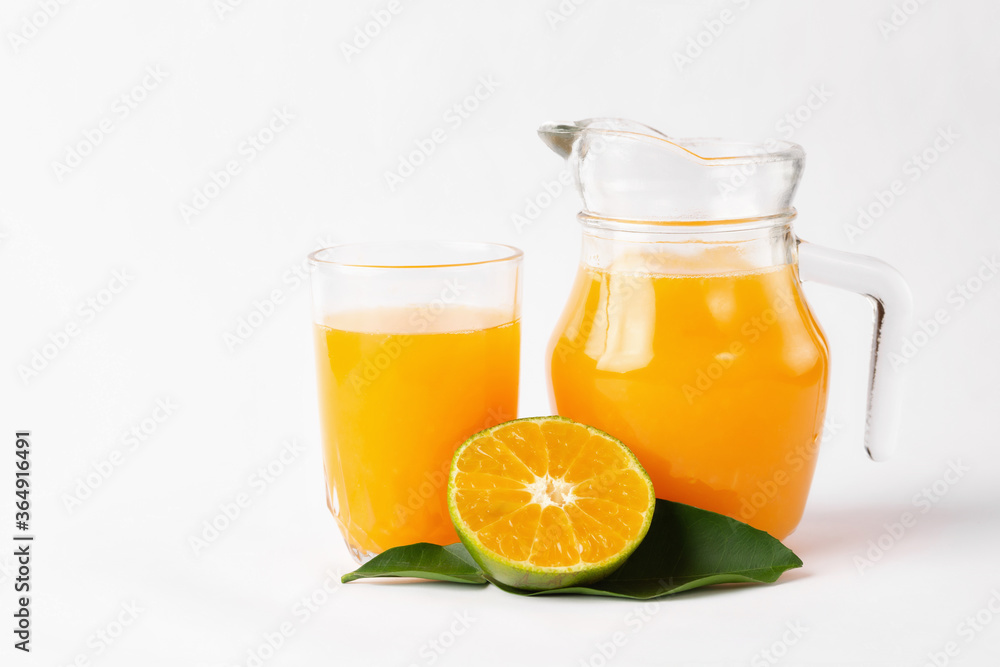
xmin=540 ymin=118 xmax=911 ymax=537
xmin=309 ymin=241 xmax=522 ymax=562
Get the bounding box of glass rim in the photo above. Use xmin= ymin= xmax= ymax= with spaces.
xmin=578 ymin=210 xmax=797 ymax=233
xmin=621 ymin=134 xmax=805 ymax=164
xmin=540 ymin=120 xmax=805 ymax=164
xmin=308 ymin=241 xmax=523 ymax=270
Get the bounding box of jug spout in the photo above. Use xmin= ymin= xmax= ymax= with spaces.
xmin=538 ymin=119 xmax=674 ymax=158
xmin=537 ymin=117 xmax=805 ymax=224
xmin=537 ymin=122 xmax=578 ymax=158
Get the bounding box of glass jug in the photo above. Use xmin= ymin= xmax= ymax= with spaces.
xmin=541 ymin=118 xmax=912 ymax=538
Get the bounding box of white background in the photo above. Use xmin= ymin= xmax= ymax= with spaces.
xmin=2 ymin=0 xmax=999 ymax=665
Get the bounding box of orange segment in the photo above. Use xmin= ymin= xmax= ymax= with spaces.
xmin=574 ymin=497 xmax=648 ymax=538
xmin=531 ymin=505 xmax=581 ymax=568
xmin=453 ymin=435 xmax=536 ymax=483
xmin=491 ymin=420 xmax=549 ymax=477
xmin=452 ymin=471 xmax=529 ymax=491
xmin=476 ymin=504 xmax=540 ymax=562
xmin=565 ymin=503 xmax=628 ymax=562
xmin=574 ymin=469 xmax=653 ymax=510
xmin=542 ymin=419 xmax=593 ymax=477
xmin=564 ymin=434 xmax=636 ymax=483
xmin=448 ymin=416 xmax=656 ymax=591
xmin=452 ymin=489 xmax=532 ymax=531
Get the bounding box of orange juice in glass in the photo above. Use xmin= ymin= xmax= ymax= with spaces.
xmin=309 ymin=242 xmax=522 ymax=561
xmin=549 ymin=250 xmax=829 ymax=539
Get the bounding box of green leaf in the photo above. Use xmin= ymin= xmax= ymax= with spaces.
xmin=340 ymin=542 xmax=488 ymax=585
xmin=341 ymin=499 xmax=802 ymax=599
xmin=492 ymin=499 xmax=803 ymax=598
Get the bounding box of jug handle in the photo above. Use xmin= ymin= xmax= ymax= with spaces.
xmin=796 ymin=240 xmax=914 ymax=462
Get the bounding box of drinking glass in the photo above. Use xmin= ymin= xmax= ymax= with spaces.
xmin=309 ymin=241 xmax=522 ymax=562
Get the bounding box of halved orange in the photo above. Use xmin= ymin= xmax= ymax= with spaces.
xmin=447 ymin=416 xmax=655 ymax=590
